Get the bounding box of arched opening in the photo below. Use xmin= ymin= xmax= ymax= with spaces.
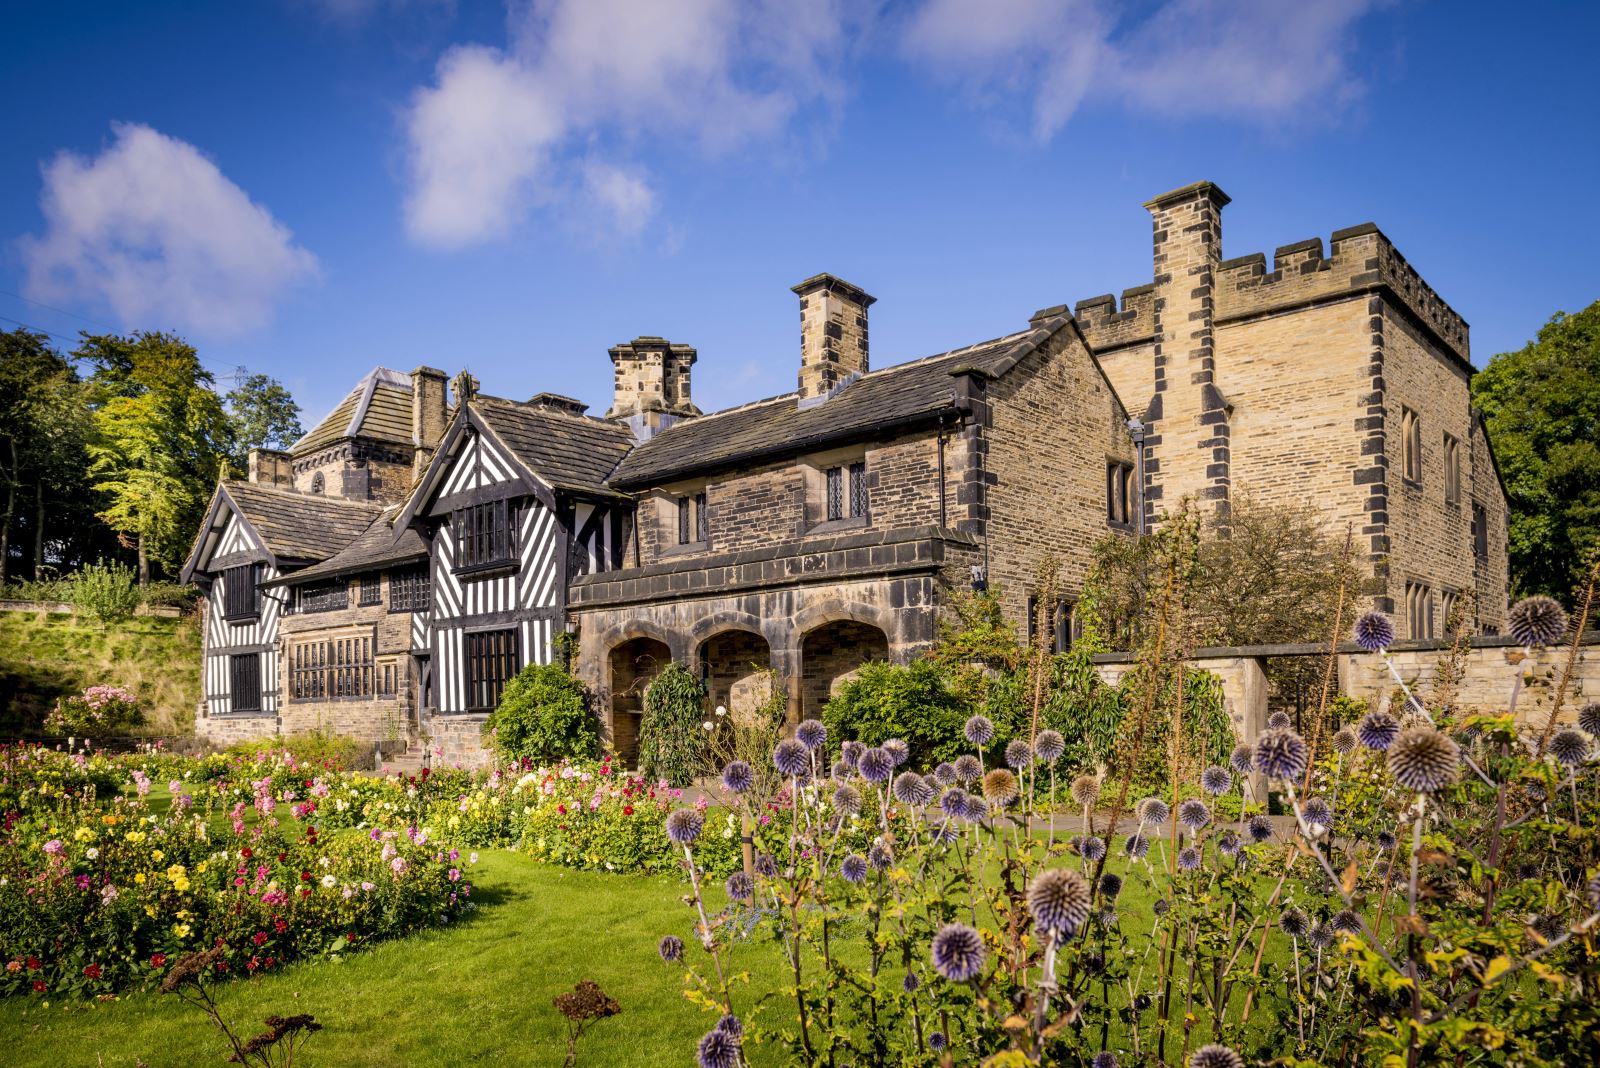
xmin=799 ymin=619 xmax=889 ymax=719
xmin=608 ymin=636 xmax=670 ymax=768
xmin=310 ymin=471 xmax=325 ymax=495
xmin=698 ymin=629 xmax=775 ymax=729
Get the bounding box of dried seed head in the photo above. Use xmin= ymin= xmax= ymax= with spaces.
xmin=1387 ymin=727 xmax=1460 ymax=793
xmin=1005 ymin=738 xmax=1034 ymax=769
xmin=1071 ymin=774 xmax=1101 ymax=808
xmin=981 ymin=768 xmax=1020 ymax=808
xmin=1027 ymin=868 xmax=1092 ymax=940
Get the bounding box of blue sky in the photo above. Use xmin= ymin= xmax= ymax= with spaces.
xmin=3 ymin=1 xmax=1596 ymax=428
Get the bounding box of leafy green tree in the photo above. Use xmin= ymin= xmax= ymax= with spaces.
xmin=79 ymin=332 xmax=232 ymax=583
xmin=482 ymin=662 xmax=599 ymax=762
xmin=822 ymin=659 xmax=972 ymax=768
xmin=1471 ymin=301 xmax=1600 ymax=601
xmin=225 ymin=372 xmax=304 ymax=458
xmin=0 ymin=329 xmax=98 ymax=583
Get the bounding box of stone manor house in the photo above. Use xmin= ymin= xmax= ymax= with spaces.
xmin=182 ymin=182 xmax=1510 ymax=765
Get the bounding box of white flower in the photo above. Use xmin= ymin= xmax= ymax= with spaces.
xmin=321 ymin=874 xmax=337 ymax=888
xmin=715 ymin=705 xmax=728 ymax=717
xmin=702 ymin=721 xmax=715 ymax=731
xmin=469 ymin=852 xmax=479 ymax=865
xmin=86 ymin=847 xmax=99 ymax=860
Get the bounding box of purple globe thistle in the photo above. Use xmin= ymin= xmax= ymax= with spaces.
xmin=1253 ymin=728 xmax=1309 ymax=782
xmin=1035 ymin=729 xmax=1066 ymax=762
xmin=1071 ymin=774 xmax=1101 ymax=808
xmin=929 ymin=820 xmax=961 ymax=845
xmin=721 ymin=760 xmax=754 ymax=795
xmin=1279 ymin=906 xmax=1310 ymax=939
xmin=755 ymin=852 xmax=780 ymax=878
xmin=1331 ymin=728 xmax=1358 ymax=755
xmin=831 ymin=759 xmax=853 ymax=779
xmin=1267 ymin=710 xmax=1293 ymax=730
xmin=933 ymin=762 xmax=958 ymax=785
xmin=1123 ymin=833 xmax=1150 ymax=859
xmin=832 ymin=782 xmax=862 ymax=816
xmin=1229 ymin=744 xmax=1255 ymax=777
xmin=1189 ymin=1046 xmax=1245 ymax=1068
xmin=1218 ymin=831 xmax=1241 ymax=856
xmin=902 ymin=971 xmax=920 ymax=993
xmin=928 ymin=1031 xmax=948 ymax=1051
xmin=1137 ymin=797 xmax=1169 ymax=825
xmin=1358 ymin=712 xmax=1401 ymax=752
xmin=1530 ymin=913 xmax=1566 ymax=942
xmin=773 ymin=738 xmax=810 ymax=778
xmin=1200 ymin=766 xmax=1233 ymax=796
xmin=839 ymin=740 xmax=863 ymax=768
xmin=931 ymin=923 xmax=987 ymax=982
xmin=1004 ymin=738 xmax=1033 ymax=769
xmin=724 ymin=872 xmax=754 ymax=902
xmin=796 ymin=719 xmax=827 ymax=751
xmin=1177 ymin=798 xmax=1212 ymax=831
xmin=1387 ymin=727 xmax=1460 ymax=793
xmin=714 ymin=1014 xmax=743 ymax=1040
xmin=840 ymin=854 xmax=868 ymax=883
xmin=1026 ymin=868 xmax=1091 ymax=940
xmin=1353 ymin=611 xmax=1395 ymax=652
xmin=1077 ymin=835 xmax=1106 ymax=862
xmin=963 ymin=794 xmax=990 ymax=821
xmin=964 ymin=715 xmax=995 ymax=747
xmin=883 ymin=737 xmax=910 ymax=766
xmin=1098 ymin=872 xmax=1123 ymax=899
xmin=1331 ymin=909 xmax=1362 ymax=935
xmin=1246 ymin=814 xmax=1274 ymax=843
xmin=858 ymin=747 xmax=894 ymax=784
xmin=1549 ymin=728 xmax=1590 ymax=768
xmin=981 ymin=768 xmax=1020 ymax=808
xmin=658 ymin=934 xmax=684 ymax=963
xmin=665 ymin=808 xmax=703 ymax=847
xmin=867 ymin=841 xmax=894 ymax=871
xmin=893 ymin=771 xmax=934 ymax=807
xmin=953 ymin=754 xmax=982 ymax=782
xmin=1579 ymin=703 xmax=1600 ymax=738
xmin=1152 ymin=898 xmax=1171 ymax=917
xmin=1176 ymin=846 xmax=1202 ymax=872
xmin=1508 ymin=595 xmax=1569 ymax=649
xmin=1301 ymin=797 xmax=1334 ymax=830
xmin=939 ymin=787 xmax=970 ymax=820
xmin=1307 ymin=922 xmax=1334 ymax=950
xmin=1093 ymin=1053 xmax=1120 ymax=1068
xmin=1587 ymin=871 xmax=1600 ymax=910
xmin=1375 ymin=829 xmax=1398 ymax=851
xmin=697 ymin=1025 xmax=740 ymax=1068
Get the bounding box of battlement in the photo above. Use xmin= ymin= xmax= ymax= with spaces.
xmin=1073 ymin=284 xmax=1156 ymax=351
xmin=1214 ymin=224 xmax=1470 ymax=364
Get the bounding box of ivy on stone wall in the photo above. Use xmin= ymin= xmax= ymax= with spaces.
xmin=638 ymin=662 xmax=707 ymax=787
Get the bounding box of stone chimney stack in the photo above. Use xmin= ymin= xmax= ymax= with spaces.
xmin=246 ymin=448 xmax=292 ymax=488
xmin=793 ymin=274 xmax=875 ymax=400
xmin=1143 ymin=181 xmax=1232 ymax=520
xmin=604 ymin=337 xmax=701 ymax=437
xmin=410 ymin=366 xmax=448 ymax=479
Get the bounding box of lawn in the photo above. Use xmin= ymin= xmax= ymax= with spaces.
xmin=1 ymin=848 xmax=768 ymax=1066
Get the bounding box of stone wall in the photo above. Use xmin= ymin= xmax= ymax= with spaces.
xmin=981 ymin=324 xmax=1136 ymax=627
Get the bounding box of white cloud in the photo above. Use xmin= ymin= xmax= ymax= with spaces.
xmin=20 ymin=123 xmax=318 ymax=336
xmin=402 ymin=0 xmax=859 ymax=248
xmin=904 ymin=0 xmax=1381 ymax=138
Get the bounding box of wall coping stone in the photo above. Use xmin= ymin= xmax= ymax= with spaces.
xmin=1090 ymin=631 xmax=1600 ymax=665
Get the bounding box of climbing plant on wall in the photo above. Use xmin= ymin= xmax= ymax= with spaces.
xmin=638 ymin=662 xmax=708 ymax=787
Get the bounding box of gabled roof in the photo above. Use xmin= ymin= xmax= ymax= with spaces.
xmin=227 ymin=482 xmax=384 ymax=561
xmin=473 ymin=395 xmax=635 ymax=499
xmin=292 ymin=367 xmax=415 ymax=454
xmin=608 ymin=325 xmax=1050 ymax=488
xmin=265 ymin=506 xmax=428 ymax=587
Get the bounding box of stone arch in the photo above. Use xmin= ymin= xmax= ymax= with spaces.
xmin=607 ymin=635 xmax=671 ymax=768
xmin=696 ymin=625 xmax=776 ymax=730
xmin=787 ymin=600 xmax=896 ymax=649
xmin=798 ymin=617 xmax=891 ymax=720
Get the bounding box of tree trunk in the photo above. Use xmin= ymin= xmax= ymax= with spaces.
xmin=137 ymin=533 xmax=149 ymax=586
xmin=33 ymin=479 xmax=44 ymax=579
xmin=0 ymin=437 xmax=16 ymax=586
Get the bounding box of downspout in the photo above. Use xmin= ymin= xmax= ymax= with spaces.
xmin=1127 ymin=417 xmax=1147 ymax=536
xmin=936 ymin=414 xmax=948 ymax=528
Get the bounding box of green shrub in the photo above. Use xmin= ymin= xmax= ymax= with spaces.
xmin=138 ymin=581 xmax=200 ymax=610
xmin=637 ymin=662 xmax=707 ymax=786
xmin=42 ymin=684 xmax=145 ymax=735
xmin=68 ymin=560 xmax=141 ymax=624
xmin=822 ymin=659 xmax=972 ymax=768
xmin=482 ymin=662 xmax=599 ymax=763
xmin=226 ymin=729 xmax=365 ymax=771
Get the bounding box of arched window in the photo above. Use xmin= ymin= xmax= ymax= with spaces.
xmin=310 ymin=472 xmax=325 ymax=495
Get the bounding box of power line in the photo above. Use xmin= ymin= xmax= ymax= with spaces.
xmin=0 ymin=288 xmax=122 ymax=333
xmin=0 ymin=301 xmax=245 ymax=381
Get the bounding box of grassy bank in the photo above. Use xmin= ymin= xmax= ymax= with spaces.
xmin=0 ymin=609 xmax=200 ymax=735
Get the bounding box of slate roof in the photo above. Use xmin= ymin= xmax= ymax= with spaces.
xmin=266 ymin=507 xmax=428 ymax=586
xmin=292 ymin=368 xmax=415 ymax=454
xmin=608 ymin=326 xmax=1045 ymax=488
xmin=474 ymin=395 xmax=636 ymax=498
xmin=223 ymin=482 xmax=386 ymax=564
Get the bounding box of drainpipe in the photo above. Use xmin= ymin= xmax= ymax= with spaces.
xmin=1127 ymin=417 xmax=1147 ymax=536
xmin=936 ymin=414 xmax=948 ymax=528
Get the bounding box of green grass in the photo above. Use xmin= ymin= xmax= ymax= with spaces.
xmin=0 ymin=610 xmax=200 ymax=734
xmin=0 ymin=850 xmax=776 ymax=1066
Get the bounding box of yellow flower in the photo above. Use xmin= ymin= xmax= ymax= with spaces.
xmin=173 ymin=923 xmax=191 ymax=939
xmin=152 ymin=850 xmax=165 ymax=863
xmin=134 ymin=872 xmax=146 ymax=885
xmin=173 ymin=877 xmax=191 ymax=893
xmin=125 ymin=830 xmax=146 ymax=844
xmin=73 ymin=826 xmax=95 ymax=842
